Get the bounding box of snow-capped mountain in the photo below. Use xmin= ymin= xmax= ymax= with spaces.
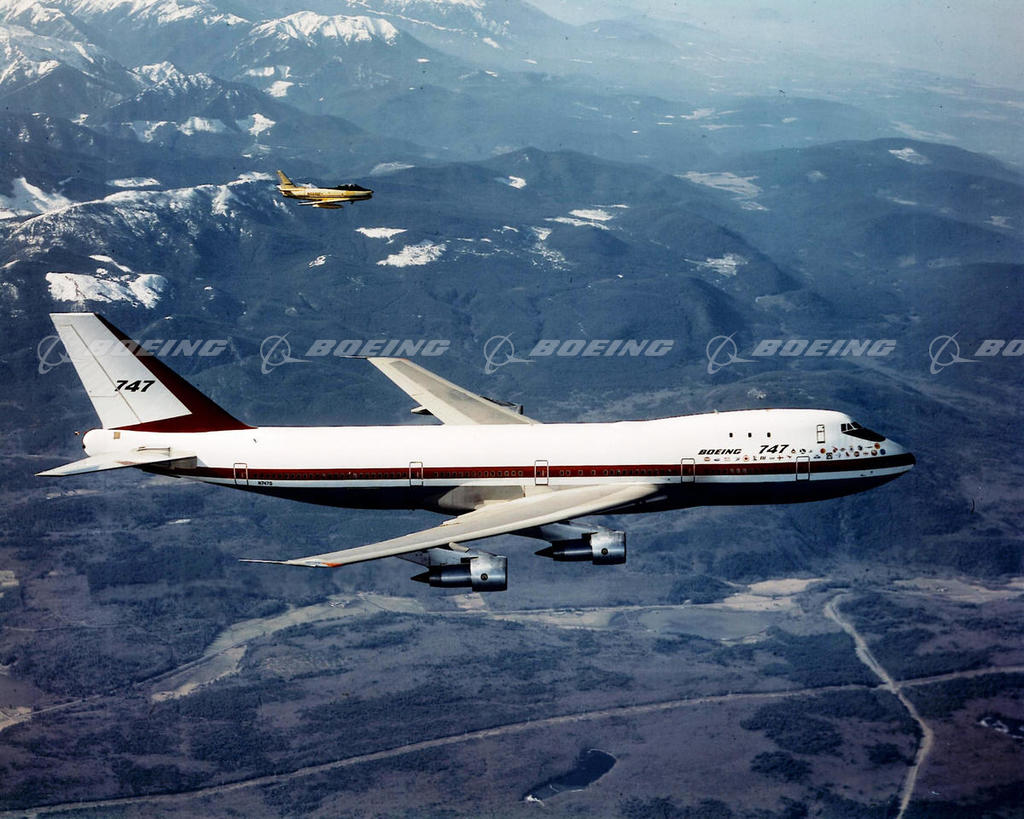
xmin=0 ymin=23 xmax=143 ymax=116
xmin=221 ymin=11 xmax=453 ymax=107
xmin=5 ymin=0 xmax=248 ymax=69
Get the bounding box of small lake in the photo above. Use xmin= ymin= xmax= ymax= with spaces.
xmin=523 ymin=749 xmax=616 ymax=802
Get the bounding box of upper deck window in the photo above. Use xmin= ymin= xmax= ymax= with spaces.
xmin=841 ymin=421 xmax=885 ymax=442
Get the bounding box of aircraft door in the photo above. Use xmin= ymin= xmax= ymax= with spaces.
xmin=409 ymin=461 xmax=424 ymax=486
xmin=796 ymin=456 xmax=810 ymax=481
xmin=534 ymin=460 xmax=549 ymax=486
xmin=233 ymin=462 xmax=249 ymax=486
xmin=680 ymin=458 xmax=695 ymax=483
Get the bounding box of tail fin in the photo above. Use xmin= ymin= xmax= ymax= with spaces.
xmin=276 ymin=170 xmax=293 ymax=187
xmin=50 ymin=313 xmax=250 ymax=432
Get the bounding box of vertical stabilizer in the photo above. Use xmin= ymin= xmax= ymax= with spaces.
xmin=50 ymin=312 xmax=250 ymax=432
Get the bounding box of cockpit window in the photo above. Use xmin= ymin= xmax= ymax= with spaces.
xmin=841 ymin=421 xmax=885 ymax=442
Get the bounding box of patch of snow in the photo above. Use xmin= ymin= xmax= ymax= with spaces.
xmin=180 ymin=116 xmax=226 ymax=135
xmin=892 ymin=122 xmax=954 ymax=141
xmin=531 ymin=227 xmax=552 ymax=242
xmin=889 ymin=147 xmax=931 ymax=165
xmin=356 ymin=227 xmax=406 ymax=240
xmin=377 ymin=241 xmax=446 ymax=267
xmin=679 ymin=108 xmax=714 ymax=120
xmin=245 ymin=66 xmax=276 ymax=77
xmin=267 ymin=80 xmax=293 ymax=97
xmin=370 ymin=162 xmax=413 ymax=176
xmin=498 ymin=176 xmax=526 ymax=188
xmin=683 ymin=171 xmax=767 ymax=210
xmin=89 ymin=254 xmax=131 ymax=273
xmin=252 ymin=12 xmax=398 ymax=45
xmin=806 ymin=170 xmax=827 ymax=183
xmin=127 ymin=121 xmax=165 ymax=142
xmin=484 ymin=70 xmax=498 ymax=78
xmin=988 ymin=215 xmax=1011 ymax=228
xmin=782 ymin=117 xmax=798 ymax=123
xmin=547 ymin=217 xmax=609 ymax=229
xmin=690 ymin=253 xmax=747 ymax=277
xmin=108 ymin=177 xmax=160 ymax=188
xmin=0 ymin=177 xmax=73 ymax=219
xmin=417 ymin=58 xmax=430 ymax=63
xmin=241 ymin=113 xmax=275 ymax=137
xmin=482 ymin=37 xmax=500 ymax=49
xmin=46 ymin=271 xmax=168 ymax=308
xmin=136 ymin=62 xmax=186 ymax=85
xmin=308 ymin=255 xmax=328 ymax=267
xmin=211 ymin=186 xmax=234 ymax=216
xmin=129 ymin=274 xmax=168 ymax=307
xmin=569 ymin=208 xmax=613 ymax=221
xmin=234 ymin=171 xmax=273 ymax=183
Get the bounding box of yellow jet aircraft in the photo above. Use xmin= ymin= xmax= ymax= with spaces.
xmin=276 ymin=170 xmax=373 ymax=209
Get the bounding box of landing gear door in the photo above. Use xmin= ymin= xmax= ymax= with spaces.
xmin=680 ymin=458 xmax=695 ymax=483
xmin=796 ymin=456 xmax=810 ymax=481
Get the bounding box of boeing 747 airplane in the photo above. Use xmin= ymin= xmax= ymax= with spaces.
xmin=39 ymin=313 xmax=915 ymax=591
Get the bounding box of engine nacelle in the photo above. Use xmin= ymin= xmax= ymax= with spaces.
xmin=535 ymin=528 xmax=626 ymax=565
xmin=411 ymin=552 xmax=507 ymax=592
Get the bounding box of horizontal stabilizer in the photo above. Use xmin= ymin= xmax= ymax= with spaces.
xmin=37 ymin=449 xmax=196 ymax=477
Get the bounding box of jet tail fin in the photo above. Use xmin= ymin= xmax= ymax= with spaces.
xmin=276 ymin=170 xmax=293 ymax=187
xmin=50 ymin=313 xmax=250 ymax=433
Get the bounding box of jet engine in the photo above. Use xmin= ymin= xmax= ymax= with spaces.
xmin=532 ymin=524 xmax=626 ymax=565
xmin=409 ymin=549 xmax=507 ymax=592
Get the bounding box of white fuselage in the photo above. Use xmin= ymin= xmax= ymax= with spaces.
xmin=83 ymin=408 xmax=915 ymax=514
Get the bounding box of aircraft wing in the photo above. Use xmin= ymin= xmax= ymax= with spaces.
xmin=367 ymin=357 xmax=539 ymax=425
xmin=37 ymin=448 xmax=197 ymax=477
xmin=242 ymin=483 xmax=657 ymax=567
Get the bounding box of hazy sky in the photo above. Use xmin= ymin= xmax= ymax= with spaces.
xmin=532 ymin=0 xmax=1024 ymax=89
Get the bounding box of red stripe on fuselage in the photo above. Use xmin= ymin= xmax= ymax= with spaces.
xmin=168 ymin=453 xmax=914 ymax=482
